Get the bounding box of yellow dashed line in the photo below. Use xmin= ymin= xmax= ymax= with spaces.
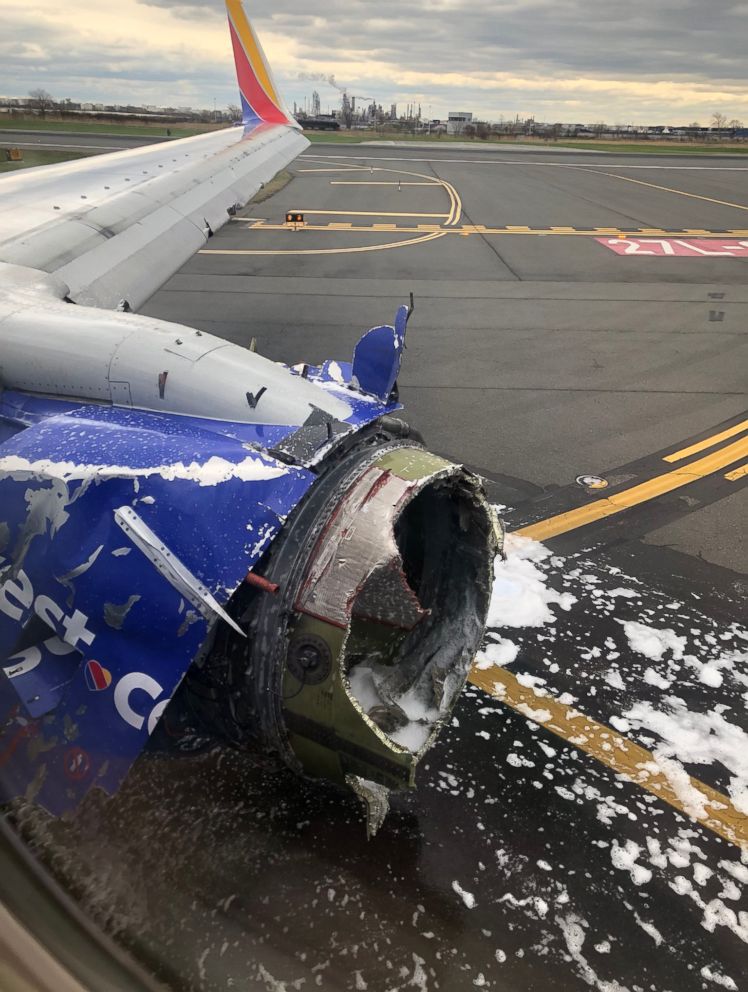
xmin=231 ymin=223 xmax=748 ymax=240
xmin=664 ymin=419 xmax=748 ymax=463
xmin=517 ymin=434 xmax=748 ymax=542
xmin=468 ymin=667 xmax=747 ymax=850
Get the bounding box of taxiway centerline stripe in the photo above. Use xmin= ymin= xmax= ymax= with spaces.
xmin=298 ymin=168 xmax=373 ymax=173
xmin=468 ymin=667 xmax=747 ymax=849
xmin=303 ymin=157 xmax=462 ymax=227
xmin=725 ymin=462 xmax=748 ymax=481
xmin=516 ymin=434 xmax=748 ymax=542
xmin=663 ymin=419 xmax=748 ymax=463
xmin=288 ymin=209 xmax=450 ymax=218
xmin=330 ymin=181 xmax=440 ymax=186
xmin=443 ymin=177 xmax=463 ymax=226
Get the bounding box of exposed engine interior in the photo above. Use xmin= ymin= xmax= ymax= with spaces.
xmin=158 ymin=421 xmax=501 ymax=830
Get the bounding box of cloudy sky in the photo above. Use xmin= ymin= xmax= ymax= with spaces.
xmin=2 ymin=0 xmax=747 ymax=125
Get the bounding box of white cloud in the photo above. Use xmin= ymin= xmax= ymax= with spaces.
xmin=1 ymin=0 xmax=746 ymax=124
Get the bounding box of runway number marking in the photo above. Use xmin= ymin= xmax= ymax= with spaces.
xmin=600 ymin=237 xmax=748 ymax=257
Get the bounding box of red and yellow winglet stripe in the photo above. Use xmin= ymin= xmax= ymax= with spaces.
xmin=225 ymin=0 xmax=297 ymax=127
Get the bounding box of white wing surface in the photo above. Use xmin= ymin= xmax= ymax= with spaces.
xmin=0 ymin=123 xmax=307 ymax=312
xmin=0 ymin=0 xmax=308 ymax=312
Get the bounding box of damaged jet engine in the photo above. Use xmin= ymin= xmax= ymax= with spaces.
xmin=0 ymin=281 xmax=501 ymax=827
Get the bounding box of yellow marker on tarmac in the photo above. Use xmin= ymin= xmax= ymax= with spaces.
xmin=725 ymin=462 xmax=748 ymax=482
xmin=518 ymin=434 xmax=748 ymax=542
xmin=469 ymin=667 xmax=747 ymax=850
xmin=298 ymin=209 xmax=450 ymax=219
xmin=330 ymin=181 xmax=440 ymax=187
xmin=664 ymin=418 xmax=748 ymax=463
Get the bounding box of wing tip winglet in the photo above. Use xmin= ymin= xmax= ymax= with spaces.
xmin=226 ymin=0 xmax=300 ymax=129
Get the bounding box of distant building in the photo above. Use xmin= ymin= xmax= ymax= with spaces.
xmin=447 ymin=111 xmax=473 ymax=135
xmin=311 ymin=90 xmax=321 ymax=116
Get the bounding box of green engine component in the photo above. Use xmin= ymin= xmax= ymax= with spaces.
xmin=170 ymin=432 xmax=502 ymax=832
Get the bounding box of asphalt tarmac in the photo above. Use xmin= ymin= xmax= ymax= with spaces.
xmin=14 ymin=144 xmax=748 ymax=992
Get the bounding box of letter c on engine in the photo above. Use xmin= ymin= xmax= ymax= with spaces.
xmin=114 ymin=671 xmax=164 ymax=731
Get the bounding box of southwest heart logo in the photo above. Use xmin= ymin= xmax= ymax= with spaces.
xmin=84 ymin=660 xmax=112 ymax=692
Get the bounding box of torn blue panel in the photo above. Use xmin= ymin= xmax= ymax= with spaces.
xmin=0 ymin=408 xmax=314 ymax=815
xmin=351 ymin=304 xmax=410 ymax=401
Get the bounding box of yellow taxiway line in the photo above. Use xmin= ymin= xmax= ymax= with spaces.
xmin=231 ymin=222 xmax=748 ymax=239
xmin=303 ymin=156 xmax=464 ymax=228
xmin=330 ymin=181 xmax=441 ymax=187
xmin=663 ymin=418 xmax=748 ymax=462
xmin=469 ymin=421 xmax=748 ymax=851
xmin=469 ymin=417 xmax=748 ymax=850
xmin=211 ymin=159 xmax=462 ymax=257
xmin=725 ymin=462 xmax=748 ymax=481
xmin=516 ymin=434 xmax=748 ymax=543
xmin=468 ymin=667 xmax=747 ymax=850
xmin=287 ymin=209 xmax=450 ymax=219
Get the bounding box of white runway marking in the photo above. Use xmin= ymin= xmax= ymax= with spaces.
xmin=302 ymin=153 xmax=748 ymax=172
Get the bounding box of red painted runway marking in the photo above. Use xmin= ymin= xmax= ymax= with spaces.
xmin=598 ymin=237 xmax=748 ymax=257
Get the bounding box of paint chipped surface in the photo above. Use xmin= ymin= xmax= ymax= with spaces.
xmin=0 ymin=400 xmax=316 ymax=815
xmin=103 ymin=595 xmax=141 ymax=631
xmin=0 ymin=452 xmax=290 ymax=487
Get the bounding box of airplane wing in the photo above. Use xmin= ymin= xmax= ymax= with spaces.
xmin=0 ymin=2 xmax=499 ymax=832
xmin=0 ymin=1 xmax=308 ymax=312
